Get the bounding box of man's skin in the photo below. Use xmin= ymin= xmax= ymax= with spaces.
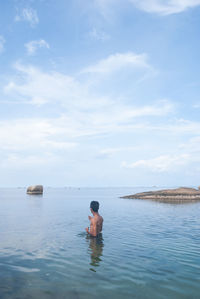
xmin=85 ymin=208 xmax=103 ymax=237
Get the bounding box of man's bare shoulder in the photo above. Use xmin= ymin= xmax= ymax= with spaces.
xmin=97 ymin=215 xmax=103 ymax=223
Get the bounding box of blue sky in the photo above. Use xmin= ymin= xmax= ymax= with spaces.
xmin=1 ymin=0 xmax=200 ymax=187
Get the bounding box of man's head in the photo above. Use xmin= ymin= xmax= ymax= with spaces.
xmin=90 ymin=201 xmax=99 ymax=213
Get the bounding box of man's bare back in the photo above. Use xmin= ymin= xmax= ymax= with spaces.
xmin=85 ymin=201 xmax=103 ymax=237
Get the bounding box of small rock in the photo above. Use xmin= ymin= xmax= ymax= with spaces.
xmin=27 ymin=185 xmax=43 ymax=194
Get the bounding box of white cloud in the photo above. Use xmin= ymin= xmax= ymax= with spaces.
xmin=122 ymin=154 xmax=191 ymax=172
xmin=193 ymin=103 xmax=200 ymax=108
xmin=130 ymin=0 xmax=200 ymax=15
xmin=2 ymin=53 xmax=200 ymax=182
xmin=97 ymin=146 xmax=139 ymax=158
xmin=0 ymin=118 xmax=77 ymax=152
xmin=82 ymin=52 xmax=150 ymax=74
xmin=100 ymin=147 xmax=136 ymax=155
xmin=154 ymin=119 xmax=200 ymax=135
xmin=0 ymin=36 xmax=5 ymax=53
xmin=3 ymin=62 xmax=175 ymax=158
xmin=15 ymin=8 xmax=39 ymax=27
xmin=95 ymin=0 xmax=200 ymax=16
xmin=88 ymin=101 xmax=173 ymax=130
xmin=88 ymin=28 xmax=110 ymax=41
xmin=25 ymin=39 xmax=50 ymax=55
xmin=0 ymin=153 xmax=59 ymax=169
xmin=0 ymin=116 xmax=78 ymax=170
xmin=4 ymin=62 xmax=113 ymax=109
xmin=4 ymin=52 xmax=153 ymax=109
xmin=122 ymin=132 xmax=200 ymax=174
xmin=4 ymin=63 xmax=173 ymax=133
xmin=2 ymin=54 xmax=174 ymax=159
xmin=4 ymin=62 xmax=84 ymax=106
xmin=179 ymin=136 xmax=200 ymax=153
xmin=2 ymin=54 xmax=174 ymax=148
xmin=94 ymin=0 xmax=119 ymax=19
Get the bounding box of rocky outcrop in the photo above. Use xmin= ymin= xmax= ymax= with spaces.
xmin=122 ymin=187 xmax=200 ymax=201
xmin=27 ymin=185 xmax=43 ymax=195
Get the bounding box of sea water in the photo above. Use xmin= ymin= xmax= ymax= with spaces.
xmin=0 ymin=187 xmax=200 ymax=299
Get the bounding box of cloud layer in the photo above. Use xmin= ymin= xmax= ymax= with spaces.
xmin=95 ymin=0 xmax=200 ymax=15
xmin=131 ymin=0 xmax=200 ymax=15
xmin=2 ymin=46 xmax=200 ymax=184
xmin=82 ymin=52 xmax=150 ymax=74
xmin=25 ymin=39 xmax=49 ymax=55
xmin=15 ymin=8 xmax=39 ymax=27
xmin=1 ymin=52 xmax=176 ymax=174
xmin=0 ymin=35 xmax=5 ymax=53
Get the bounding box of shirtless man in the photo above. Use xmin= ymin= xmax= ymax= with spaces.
xmin=85 ymin=201 xmax=103 ymax=237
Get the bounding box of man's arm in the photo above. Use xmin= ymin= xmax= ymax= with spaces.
xmin=85 ymin=218 xmax=97 ymax=237
xmin=85 ymin=227 xmax=96 ymax=236
xmin=85 ymin=216 xmax=92 ymax=234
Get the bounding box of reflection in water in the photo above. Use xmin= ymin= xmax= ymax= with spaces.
xmin=86 ymin=234 xmax=104 ymax=272
xmin=27 ymin=194 xmax=43 ymax=199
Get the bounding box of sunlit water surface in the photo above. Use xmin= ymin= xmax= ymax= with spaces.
xmin=0 ymin=187 xmax=200 ymax=299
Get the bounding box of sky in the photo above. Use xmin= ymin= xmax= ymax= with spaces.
xmin=0 ymin=0 xmax=200 ymax=187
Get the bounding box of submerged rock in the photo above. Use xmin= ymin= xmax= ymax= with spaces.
xmin=122 ymin=187 xmax=200 ymax=201
xmin=27 ymin=185 xmax=43 ymax=195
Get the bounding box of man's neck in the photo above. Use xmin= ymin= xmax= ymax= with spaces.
xmin=92 ymin=211 xmax=99 ymax=216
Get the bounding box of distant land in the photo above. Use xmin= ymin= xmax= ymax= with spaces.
xmin=121 ymin=187 xmax=200 ymax=202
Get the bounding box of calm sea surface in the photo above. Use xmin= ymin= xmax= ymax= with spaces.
xmin=0 ymin=187 xmax=200 ymax=299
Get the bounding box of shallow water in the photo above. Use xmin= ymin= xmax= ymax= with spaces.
xmin=0 ymin=187 xmax=200 ymax=299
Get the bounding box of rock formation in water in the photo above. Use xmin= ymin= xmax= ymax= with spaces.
xmin=122 ymin=187 xmax=200 ymax=201
xmin=27 ymin=185 xmax=43 ymax=195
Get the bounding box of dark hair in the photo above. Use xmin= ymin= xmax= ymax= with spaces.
xmin=90 ymin=201 xmax=99 ymax=212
